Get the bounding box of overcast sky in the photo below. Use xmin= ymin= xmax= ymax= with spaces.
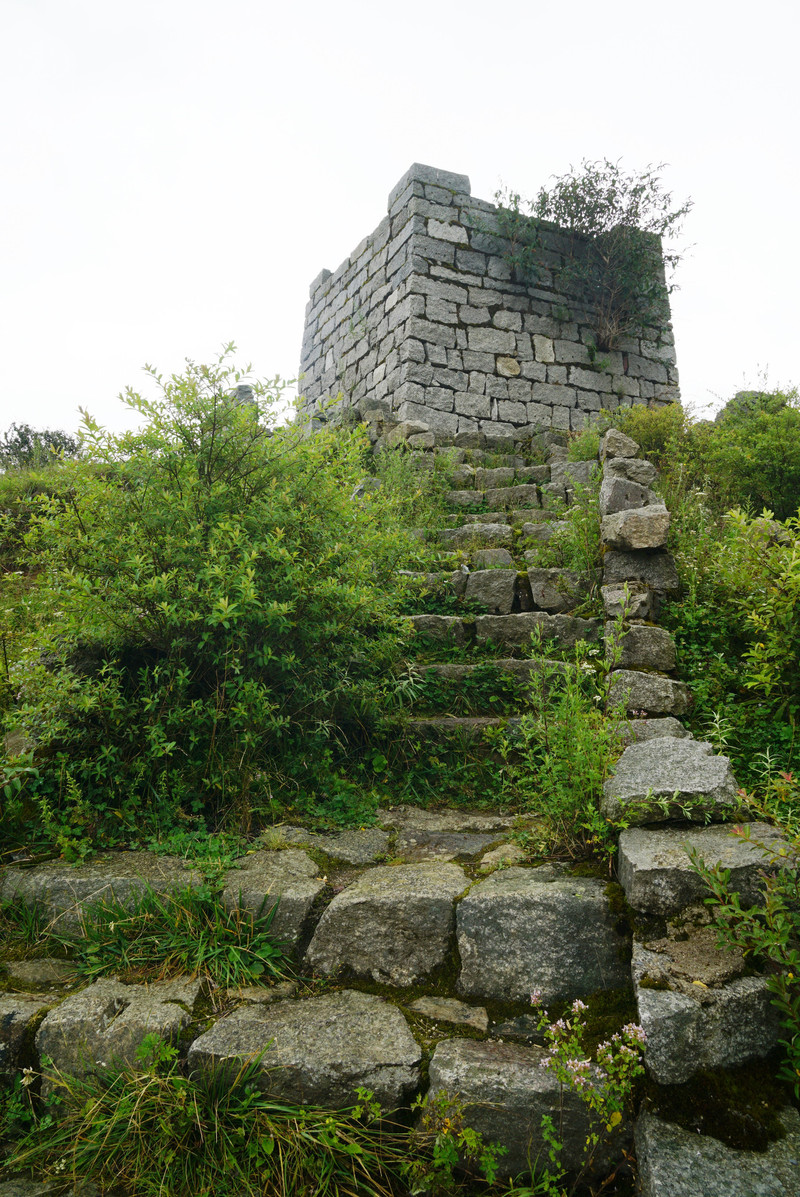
xmin=2 ymin=0 xmax=798 ymax=437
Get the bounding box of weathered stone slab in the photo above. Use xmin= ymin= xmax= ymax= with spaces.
xmin=395 ymin=830 xmax=502 ymax=863
xmin=599 ymin=474 xmax=654 ymax=516
xmin=601 ymin=581 xmax=657 ymax=620
xmin=622 ymin=717 xmax=691 ymax=745
xmin=36 ymin=977 xmax=202 ymax=1084
xmin=0 ymin=994 xmax=53 ymax=1076
xmin=608 ymin=669 xmax=691 ymax=716
xmin=527 ymin=567 xmax=596 ymax=613
xmin=427 ymin=1038 xmax=607 ymax=1177
xmin=3 ymin=958 xmax=77 ymax=990
xmin=305 ymin=862 xmax=467 ymax=986
xmin=636 ymin=1108 xmax=800 ymax=1197
xmin=457 ymin=867 xmax=629 ymax=1003
xmin=0 ymin=853 xmax=202 ymax=934
xmin=406 ymin=614 xmax=466 ymax=645
xmin=605 ymin=623 xmax=676 ymax=671
xmin=473 ymin=611 xmax=601 ymax=651
xmin=473 ymin=547 xmax=514 ymax=567
xmin=464 ymin=569 xmax=517 ymax=614
xmin=187 ymin=990 xmax=421 ymax=1110
xmin=440 ymin=523 xmax=514 ymax=549
xmin=633 ymin=937 xmax=781 ymax=1086
xmin=604 ymin=456 xmax=658 ymax=487
xmin=603 ymin=549 xmax=679 ymax=593
xmin=486 ymin=484 xmax=541 ymax=509
xmin=602 ymin=505 xmax=669 ymax=551
xmin=222 ymin=850 xmax=325 ymax=947
xmin=618 ymin=822 xmax=792 ymax=914
xmin=602 ymin=739 xmax=741 ymax=826
xmin=409 ymin=997 xmax=488 ymax=1033
xmin=478 ymin=842 xmax=528 ymax=872
xmin=260 ymin=827 xmax=390 ymax=866
xmin=601 ymin=429 xmax=639 ymax=460
xmin=377 ymin=806 xmax=515 ymax=833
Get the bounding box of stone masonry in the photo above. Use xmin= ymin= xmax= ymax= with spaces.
xmin=299 ymin=163 xmax=679 ymax=442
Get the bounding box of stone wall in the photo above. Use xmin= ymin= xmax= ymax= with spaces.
xmin=299 ymin=164 xmax=680 ymax=443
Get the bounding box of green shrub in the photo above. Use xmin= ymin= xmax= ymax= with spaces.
xmin=1 ymin=348 xmax=426 ymax=848
xmin=496 ymin=160 xmax=692 ymax=349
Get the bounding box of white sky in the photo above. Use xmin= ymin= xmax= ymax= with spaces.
xmin=2 ymin=0 xmax=798 ymax=436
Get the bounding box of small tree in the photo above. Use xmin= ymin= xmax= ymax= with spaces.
xmin=497 ymin=159 xmax=692 ymax=350
xmin=0 ymin=423 xmax=80 ymax=470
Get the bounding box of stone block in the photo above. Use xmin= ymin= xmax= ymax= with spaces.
xmin=0 ymin=994 xmax=53 ymax=1077
xmin=605 ymin=623 xmax=676 ymax=672
xmin=604 ymin=456 xmax=658 ymax=487
xmin=496 ymin=356 xmax=521 ymax=377
xmin=527 ymin=567 xmax=595 ymax=613
xmin=37 ymin=977 xmax=202 ymax=1085
xmin=473 ymin=611 xmax=601 ymax=651
xmin=464 ymin=569 xmax=518 ymax=614
xmin=617 ymin=821 xmax=793 ymax=915
xmin=622 ymin=717 xmax=691 ymax=746
xmin=600 ymin=429 xmax=639 ymax=460
xmin=608 ymin=670 xmax=691 ymax=717
xmin=601 ymin=505 xmax=670 ymax=550
xmin=603 ymin=550 xmax=679 ymax=593
xmin=457 ymin=867 xmax=629 ymax=1003
xmin=305 ymin=863 xmax=467 ymax=986
xmin=599 ymin=475 xmax=654 ymax=516
xmin=532 ymin=382 xmax=576 ymax=407
xmin=440 ymin=523 xmax=513 ymax=550
xmin=468 ymin=327 xmax=516 ymax=354
xmin=602 ymin=739 xmax=741 ymax=825
xmin=635 ymin=1108 xmax=800 ymax=1197
xmin=427 ymin=1038 xmax=608 ymax=1178
xmin=407 ymin=614 xmax=467 ymax=645
xmin=632 ymin=939 xmax=780 ymax=1084
xmin=486 ymin=484 xmax=541 ymax=508
xmin=188 ymin=990 xmax=421 ymax=1111
xmin=533 ymin=334 xmax=555 ymax=362
xmin=454 ymin=391 xmax=491 ymax=419
xmin=601 ymin=581 xmax=657 ymax=621
xmin=0 ymin=853 xmax=203 ymax=934
xmin=222 ymin=850 xmax=326 ymax=948
xmin=475 ymin=466 xmax=515 ymax=489
xmin=408 ymin=997 xmax=488 ymax=1033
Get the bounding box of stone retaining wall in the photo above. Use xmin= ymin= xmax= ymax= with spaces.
xmin=299 ymin=163 xmax=680 ymax=442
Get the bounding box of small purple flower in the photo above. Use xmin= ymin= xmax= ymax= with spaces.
xmin=530 ymin=989 xmax=543 ymax=1007
xmin=571 ymin=999 xmax=588 ymax=1014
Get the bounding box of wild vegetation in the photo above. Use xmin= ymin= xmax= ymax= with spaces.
xmin=2 ymin=359 xmax=800 ymax=1192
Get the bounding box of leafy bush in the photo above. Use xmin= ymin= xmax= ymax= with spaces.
xmin=7 ymin=1039 xmax=403 ymax=1197
xmin=497 ymin=161 xmax=692 ymax=349
xmin=1 ymin=348 xmax=427 ymax=848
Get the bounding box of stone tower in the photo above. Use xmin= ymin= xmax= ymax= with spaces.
xmin=299 ymin=164 xmax=679 ymax=445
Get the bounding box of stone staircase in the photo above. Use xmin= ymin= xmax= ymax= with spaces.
xmin=1 ymin=429 xmax=797 ymax=1196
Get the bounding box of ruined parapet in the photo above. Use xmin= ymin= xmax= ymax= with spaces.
xmin=299 ymin=163 xmax=679 ymax=443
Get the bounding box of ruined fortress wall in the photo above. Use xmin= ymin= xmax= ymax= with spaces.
xmin=299 ymin=164 xmax=679 ymax=442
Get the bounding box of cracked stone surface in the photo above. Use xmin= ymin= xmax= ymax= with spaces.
xmin=188 ymin=989 xmax=421 ymax=1110
xmin=36 ymin=977 xmax=203 ymax=1086
xmin=457 ymin=866 xmax=629 ymax=1003
xmin=395 ymin=829 xmax=502 ymax=863
xmin=602 ymin=739 xmax=741 ymax=825
xmin=222 ymin=849 xmax=326 ymax=948
xmin=305 ymin=862 xmax=467 ymax=986
xmin=636 ymin=1108 xmax=800 ymax=1196
xmin=259 ymin=826 xmax=390 ymax=866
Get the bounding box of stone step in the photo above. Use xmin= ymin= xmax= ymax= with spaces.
xmin=406 ymin=610 xmax=601 ymax=651
xmin=419 ymin=657 xmax=566 ymax=684
xmin=405 ymin=715 xmax=521 ymax=741
xmin=617 ymin=821 xmax=793 ymax=915
xmin=602 ymin=739 xmax=743 ymax=827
